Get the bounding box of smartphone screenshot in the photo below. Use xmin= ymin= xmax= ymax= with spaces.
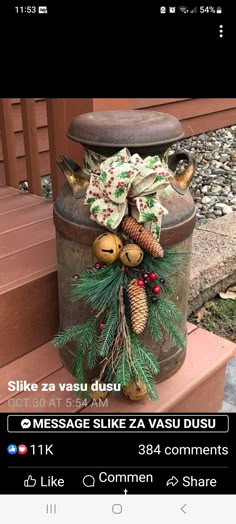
xmin=0 ymin=96 xmax=235 ymax=522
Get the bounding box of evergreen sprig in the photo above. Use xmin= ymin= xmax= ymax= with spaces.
xmin=86 ymin=336 xmax=99 ymax=370
xmin=144 ymin=249 xmax=188 ymax=280
xmin=71 ymin=261 xmax=123 ymax=311
xmin=131 ymin=334 xmax=159 ymax=401
xmin=73 ymin=349 xmax=90 ymax=400
xmin=98 ymin=301 xmax=119 ymax=357
xmin=157 ymin=296 xmax=184 ymax=324
xmin=147 ymin=309 xmax=162 ymax=342
xmin=53 ymin=324 xmax=86 ymax=348
xmin=150 ymin=300 xmax=186 ymax=349
xmin=109 ymin=347 xmax=133 ymax=386
xmin=159 ymin=316 xmax=186 ymax=349
xmin=53 ymin=317 xmax=99 ymax=376
xmin=53 ymin=318 xmax=98 ymax=351
xmin=53 ymin=245 xmax=188 ymax=401
xmin=107 ymin=336 xmax=159 ymax=401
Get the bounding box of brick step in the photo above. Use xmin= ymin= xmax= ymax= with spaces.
xmin=0 ymin=324 xmax=235 ymax=413
xmin=0 ymin=187 xmax=58 ymax=367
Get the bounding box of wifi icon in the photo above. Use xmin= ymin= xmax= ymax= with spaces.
xmin=179 ymin=6 xmax=188 ymax=12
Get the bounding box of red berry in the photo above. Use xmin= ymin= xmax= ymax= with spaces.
xmin=137 ymin=279 xmax=145 ymax=287
xmin=152 ymin=285 xmax=161 ymax=295
xmin=149 ymin=272 xmax=157 ymax=281
xmin=94 ymin=262 xmax=102 ymax=270
xmin=99 ymin=322 xmax=105 ymax=330
xmin=73 ymin=274 xmax=79 ymax=280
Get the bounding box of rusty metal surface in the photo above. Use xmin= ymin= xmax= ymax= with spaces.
xmin=67 ymin=110 xmax=184 ymax=156
xmin=54 ymin=182 xmax=196 ymax=247
xmin=54 ymin=203 xmax=196 ymax=248
xmin=53 ymin=207 xmax=103 ymax=246
xmin=160 ymin=212 xmax=196 ymax=246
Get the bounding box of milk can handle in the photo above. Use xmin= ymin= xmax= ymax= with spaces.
xmin=56 ymin=155 xmax=89 ymax=198
xmin=167 ymin=151 xmax=196 ymax=194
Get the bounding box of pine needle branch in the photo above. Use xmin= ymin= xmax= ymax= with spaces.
xmin=135 ymin=344 xmax=160 ymax=375
xmin=147 ymin=307 xmax=162 ymax=342
xmin=53 ymin=318 xmax=99 ymax=374
xmin=156 ymin=308 xmax=186 ymax=349
xmin=109 ymin=347 xmax=133 ymax=386
xmin=156 ymin=296 xmax=184 ymax=324
xmin=73 ymin=348 xmax=90 ymax=400
xmin=53 ymin=325 xmax=86 ymax=348
xmin=143 ymin=249 xmax=189 ymax=281
xmin=86 ymin=340 xmax=99 ymax=370
xmin=98 ymin=302 xmax=119 ymax=357
xmin=132 ymin=358 xmax=158 ymax=401
xmin=71 ymin=262 xmax=123 ymax=311
xmin=130 ymin=333 xmax=159 ymax=401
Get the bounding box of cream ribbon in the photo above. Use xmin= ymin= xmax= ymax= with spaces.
xmin=84 ymin=147 xmax=172 ymax=239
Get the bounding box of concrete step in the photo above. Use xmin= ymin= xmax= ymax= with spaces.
xmin=189 ymin=211 xmax=236 ymax=313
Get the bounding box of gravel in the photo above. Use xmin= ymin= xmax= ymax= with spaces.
xmin=168 ymin=124 xmax=236 ymax=225
xmin=19 ymin=125 xmax=236 ymax=225
xmin=20 ymin=174 xmax=52 ymax=199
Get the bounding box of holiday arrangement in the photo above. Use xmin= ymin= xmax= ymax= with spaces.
xmin=54 ymin=148 xmax=187 ymax=402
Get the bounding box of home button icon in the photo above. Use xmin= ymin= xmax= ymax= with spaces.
xmin=112 ymin=504 xmax=122 ymax=514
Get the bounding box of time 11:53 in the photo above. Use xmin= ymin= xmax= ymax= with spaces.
xmin=15 ymin=6 xmax=37 ymax=13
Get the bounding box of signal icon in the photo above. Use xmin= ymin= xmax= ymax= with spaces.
xmin=190 ymin=6 xmax=197 ymax=13
xmin=179 ymin=6 xmax=188 ymax=13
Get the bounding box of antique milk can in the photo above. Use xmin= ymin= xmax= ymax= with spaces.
xmin=53 ymin=110 xmax=196 ymax=383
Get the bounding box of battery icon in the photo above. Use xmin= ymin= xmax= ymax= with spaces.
xmin=216 ymin=6 xmax=222 ymax=13
xmin=38 ymin=6 xmax=48 ymax=13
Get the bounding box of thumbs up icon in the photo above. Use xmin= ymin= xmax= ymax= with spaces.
xmin=24 ymin=475 xmax=36 ymax=487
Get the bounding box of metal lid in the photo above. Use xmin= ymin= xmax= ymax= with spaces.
xmin=67 ymin=110 xmax=184 ymax=150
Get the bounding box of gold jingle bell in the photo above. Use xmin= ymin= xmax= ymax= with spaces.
xmin=93 ymin=233 xmax=123 ymax=264
xmin=88 ymin=380 xmax=109 ymax=400
xmin=119 ymin=243 xmax=144 ymax=267
xmin=122 ymin=380 xmax=147 ymax=401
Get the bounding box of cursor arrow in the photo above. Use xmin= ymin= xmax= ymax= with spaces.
xmin=181 ymin=504 xmax=187 ymax=514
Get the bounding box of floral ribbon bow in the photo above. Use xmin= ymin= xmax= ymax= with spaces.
xmin=84 ymin=147 xmax=172 ymax=239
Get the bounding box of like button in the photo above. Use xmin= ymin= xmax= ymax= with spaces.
xmin=24 ymin=475 xmax=37 ymax=488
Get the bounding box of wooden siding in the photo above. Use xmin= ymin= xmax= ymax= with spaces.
xmin=0 ymin=98 xmax=50 ymax=186
xmin=1 ymin=98 xmax=236 ymax=187
xmin=128 ymin=98 xmax=236 ymax=136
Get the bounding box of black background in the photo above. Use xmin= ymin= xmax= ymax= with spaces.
xmin=1 ymin=413 xmax=235 ymax=494
xmin=0 ymin=0 xmax=234 ymax=93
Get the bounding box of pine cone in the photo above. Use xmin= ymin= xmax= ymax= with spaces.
xmin=122 ymin=216 xmax=164 ymax=258
xmin=128 ymin=279 xmax=148 ymax=335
